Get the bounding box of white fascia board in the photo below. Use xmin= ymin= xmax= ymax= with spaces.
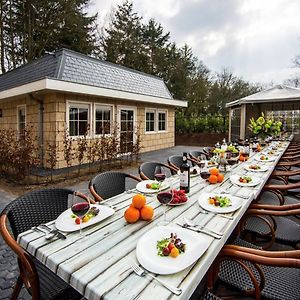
xmin=0 ymin=79 xmax=47 ymax=100
xmin=0 ymin=78 xmax=188 ymax=107
xmin=226 ymin=96 xmax=300 ymax=108
xmin=45 ymin=79 xmax=187 ymax=107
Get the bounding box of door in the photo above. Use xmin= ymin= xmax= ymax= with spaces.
xmin=118 ymin=107 xmax=136 ymax=154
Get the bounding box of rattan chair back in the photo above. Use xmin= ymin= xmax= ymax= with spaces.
xmin=0 ymin=188 xmax=82 ymax=300
xmin=189 ymin=150 xmax=207 ymax=161
xmin=138 ymin=162 xmax=177 ymax=180
xmin=89 ymin=171 xmax=141 ymax=201
xmin=167 ymin=155 xmax=194 ymax=174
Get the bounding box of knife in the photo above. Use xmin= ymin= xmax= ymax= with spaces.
xmin=176 ymin=222 xmax=222 ymax=239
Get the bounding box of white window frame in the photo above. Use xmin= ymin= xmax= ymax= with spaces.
xmin=94 ymin=103 xmax=114 ymax=137
xmin=66 ymin=100 xmax=92 ymax=139
xmin=17 ymin=104 xmax=26 ymax=139
xmin=157 ymin=109 xmax=167 ymax=132
xmin=145 ymin=108 xmax=156 ymax=134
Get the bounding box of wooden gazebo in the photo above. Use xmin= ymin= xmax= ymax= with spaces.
xmin=226 ymin=85 xmax=300 ymax=141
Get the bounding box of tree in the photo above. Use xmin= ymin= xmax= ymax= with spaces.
xmin=142 ymin=18 xmax=170 ymax=75
xmin=101 ymin=0 xmax=146 ymax=70
xmin=207 ymin=68 xmax=261 ymax=115
xmin=0 ymin=0 xmax=98 ymax=72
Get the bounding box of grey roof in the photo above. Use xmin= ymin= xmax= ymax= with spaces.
xmin=0 ymin=48 xmax=173 ymax=100
xmin=226 ymin=85 xmax=300 ymax=108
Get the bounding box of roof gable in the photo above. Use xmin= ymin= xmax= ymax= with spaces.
xmin=0 ymin=48 xmax=173 ymax=100
xmin=226 ymin=85 xmax=300 ymax=108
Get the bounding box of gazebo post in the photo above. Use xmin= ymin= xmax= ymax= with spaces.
xmin=228 ymin=108 xmax=232 ymax=142
xmin=240 ymin=104 xmax=246 ymax=140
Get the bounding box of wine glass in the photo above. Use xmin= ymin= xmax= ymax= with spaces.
xmin=71 ymin=191 xmax=90 ymax=239
xmin=200 ymin=162 xmax=210 ymax=181
xmin=154 ymin=166 xmax=166 ymax=190
xmin=157 ymin=190 xmax=173 ymax=226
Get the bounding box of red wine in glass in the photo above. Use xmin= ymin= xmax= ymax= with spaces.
xmin=155 ymin=173 xmax=166 ymax=182
xmin=227 ymin=158 xmax=237 ymax=166
xmin=71 ymin=202 xmax=90 ymax=218
xmin=157 ymin=191 xmax=173 ymax=226
xmin=157 ymin=192 xmax=173 ymax=204
xmin=200 ymin=171 xmax=210 ymax=180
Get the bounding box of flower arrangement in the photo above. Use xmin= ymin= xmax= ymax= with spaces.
xmin=249 ymin=113 xmax=282 ymax=138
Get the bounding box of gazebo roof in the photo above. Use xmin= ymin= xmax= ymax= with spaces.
xmin=226 ymin=85 xmax=300 ymax=108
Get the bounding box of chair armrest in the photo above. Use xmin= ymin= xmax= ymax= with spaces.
xmin=221 ymin=245 xmax=300 ymax=262
xmin=264 ymin=182 xmax=300 ymax=191
xmin=272 ymin=169 xmax=300 ymax=177
xmin=247 ymin=207 xmax=300 ymax=216
xmin=127 ymin=174 xmax=142 ymax=182
xmin=277 ymin=159 xmax=300 ymax=166
xmin=250 ymin=202 xmax=300 ymax=211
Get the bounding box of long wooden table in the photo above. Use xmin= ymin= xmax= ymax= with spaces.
xmin=18 ymin=141 xmax=289 ymax=300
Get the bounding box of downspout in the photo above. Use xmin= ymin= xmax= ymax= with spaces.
xmin=29 ymin=93 xmax=44 ymax=168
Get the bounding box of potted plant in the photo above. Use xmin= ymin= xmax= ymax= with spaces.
xmin=248 ymin=113 xmax=282 ymax=141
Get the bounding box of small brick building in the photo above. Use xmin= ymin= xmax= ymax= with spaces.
xmin=0 ymin=49 xmax=187 ymax=168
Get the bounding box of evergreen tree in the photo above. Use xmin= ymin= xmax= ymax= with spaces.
xmin=142 ymin=18 xmax=170 ymax=75
xmin=102 ymin=0 xmax=146 ymax=70
xmin=0 ymin=0 xmax=97 ymax=72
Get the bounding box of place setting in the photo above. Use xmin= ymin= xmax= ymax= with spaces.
xmin=243 ymin=163 xmax=269 ymax=172
xmin=230 ymin=174 xmax=262 ymax=187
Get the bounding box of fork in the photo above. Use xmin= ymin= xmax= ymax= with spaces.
xmin=199 ymin=208 xmax=234 ymax=220
xmin=130 ymin=264 xmax=182 ymax=295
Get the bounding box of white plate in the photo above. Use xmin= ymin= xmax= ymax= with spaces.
xmin=198 ymin=193 xmax=242 ymax=213
xmin=255 ymin=156 xmax=276 ymax=162
xmin=244 ymin=164 xmax=269 ymax=172
xmin=168 ymin=196 xmax=190 ymax=206
xmin=136 ymin=226 xmax=211 ymax=275
xmin=230 ymin=174 xmax=262 ymax=187
xmin=55 ymin=204 xmax=114 ymax=232
xmin=136 ymin=180 xmax=170 ymax=194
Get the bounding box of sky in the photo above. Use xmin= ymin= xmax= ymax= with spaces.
xmin=89 ymin=0 xmax=300 ymax=85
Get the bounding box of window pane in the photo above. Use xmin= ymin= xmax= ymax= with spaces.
xmin=69 ymin=107 xmax=78 ymax=121
xmin=96 ymin=109 xmax=103 ymax=121
xmin=104 ymin=121 xmax=111 ymax=134
xmin=79 ymin=108 xmax=88 ymax=121
xmin=69 ymin=121 xmax=77 ymax=136
xmin=150 ymin=121 xmax=154 ymax=131
xmin=95 ymin=121 xmax=103 ymax=135
xmin=79 ymin=121 xmax=87 ymax=135
xmin=103 ymin=109 xmax=110 ymax=121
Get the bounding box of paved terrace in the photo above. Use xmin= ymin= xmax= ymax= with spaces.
xmin=0 ymin=146 xmax=200 ymax=300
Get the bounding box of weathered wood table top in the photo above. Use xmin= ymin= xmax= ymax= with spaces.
xmin=18 ymin=141 xmax=289 ymax=300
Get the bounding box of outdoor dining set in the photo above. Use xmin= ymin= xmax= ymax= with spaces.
xmin=1 ymin=137 xmax=300 ymax=300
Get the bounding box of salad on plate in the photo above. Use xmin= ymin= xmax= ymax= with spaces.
xmin=208 ymin=195 xmax=231 ymax=207
xmin=157 ymin=232 xmax=186 ymax=258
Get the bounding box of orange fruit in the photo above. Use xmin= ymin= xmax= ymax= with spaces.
xmin=209 ymin=168 xmax=219 ymax=176
xmin=132 ymin=194 xmax=146 ymax=209
xmin=217 ymin=173 xmax=224 ymax=183
xmin=208 ymin=174 xmax=218 ymax=184
xmin=170 ymin=247 xmax=179 ymax=258
xmin=140 ymin=205 xmax=154 ymax=221
xmin=124 ymin=207 xmax=140 ymax=223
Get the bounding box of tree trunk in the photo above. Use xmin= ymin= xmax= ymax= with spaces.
xmin=0 ymin=0 xmax=6 ymax=73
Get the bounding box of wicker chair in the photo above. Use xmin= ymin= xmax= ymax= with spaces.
xmin=167 ymin=155 xmax=197 ymax=174
xmin=89 ymin=171 xmax=141 ymax=201
xmin=208 ymin=237 xmax=300 ymax=300
xmin=138 ymin=162 xmax=177 ymax=180
xmin=0 ymin=188 xmax=83 ymax=300
xmin=242 ymin=204 xmax=300 ymax=249
xmin=189 ymin=150 xmax=208 ymax=161
xmin=203 ymin=147 xmax=215 ymax=159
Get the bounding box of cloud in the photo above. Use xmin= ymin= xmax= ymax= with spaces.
xmin=88 ymin=0 xmax=300 ymax=84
